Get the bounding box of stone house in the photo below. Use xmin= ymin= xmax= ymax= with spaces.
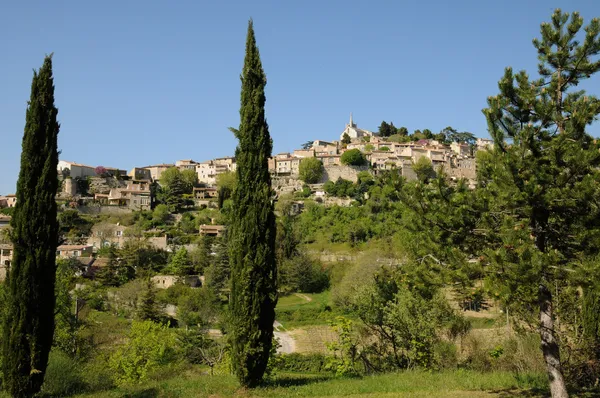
xmin=476 ymin=138 xmax=495 ymax=151
xmin=316 ymin=154 xmax=341 ymax=166
xmin=57 ymin=160 xmax=97 ymax=178
xmin=193 ymin=187 xmax=218 ymax=199
xmin=87 ymin=223 xmax=128 ymax=250
xmin=313 ymin=140 xmax=338 ymax=156
xmin=57 ymin=244 xmax=93 ymax=259
xmin=196 ymin=161 xmax=217 ymax=185
xmin=142 ymin=164 xmax=174 ymax=181
xmin=451 ymin=142 xmax=472 ymax=157
xmin=199 ymin=224 xmax=226 ymax=237
xmin=274 ymin=157 xmax=301 ymax=175
xmin=293 ymin=149 xmax=315 ymax=158
xmin=128 ymin=167 xmax=152 ymax=181
xmin=151 ymin=275 xmax=202 ymax=289
xmin=105 ymin=181 xmax=152 ymax=210
xmin=176 ymin=159 xmax=199 ymax=171
xmin=0 ymin=194 xmax=16 ymax=208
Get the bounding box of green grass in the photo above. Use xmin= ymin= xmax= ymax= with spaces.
xmin=65 ymin=369 xmax=553 ymax=398
xmin=276 ymin=292 xmax=344 ymax=329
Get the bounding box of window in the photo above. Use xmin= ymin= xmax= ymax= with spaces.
xmin=116 ymin=230 xmax=122 ymax=237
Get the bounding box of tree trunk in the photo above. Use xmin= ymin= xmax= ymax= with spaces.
xmin=539 ymin=283 xmax=569 ymax=398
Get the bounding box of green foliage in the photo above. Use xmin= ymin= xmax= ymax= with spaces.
xmin=323 ymin=178 xmax=355 ymax=198
xmin=340 ymin=149 xmax=367 ymax=166
xmin=377 ymin=121 xmax=398 ymax=137
xmin=166 ymin=247 xmax=193 ymax=276
xmin=353 ymin=268 xmax=465 ymax=371
xmin=109 ymin=320 xmax=177 ymax=386
xmin=279 ymin=254 xmax=329 ymax=294
xmin=41 ymin=351 xmax=86 ymax=397
xmin=3 ymin=55 xmax=60 ymax=397
xmin=479 ymin=10 xmax=600 ymax=392
xmin=217 ymin=171 xmax=237 ymax=208
xmin=341 ymin=133 xmax=351 ymax=145
xmin=177 ymin=286 xmax=220 ymax=328
xmin=57 ymin=209 xmax=93 ymax=244
xmin=137 ymin=279 xmax=162 ymax=322
xmin=157 ymin=167 xmax=193 ymax=213
xmin=325 ymin=316 xmax=359 ymax=377
xmin=205 ymin=237 xmax=230 ymax=294
xmin=53 ymin=259 xmax=92 ymax=359
xmin=274 ymin=353 xmax=327 ymax=373
xmin=177 ymin=329 xmax=227 ymax=374
xmin=411 ymin=156 xmax=435 ymax=182
xmin=228 ymin=20 xmax=277 ymax=387
xmin=298 ymin=157 xmax=324 ymax=184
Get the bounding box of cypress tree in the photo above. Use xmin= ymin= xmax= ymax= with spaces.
xmin=228 ymin=20 xmax=277 ymax=387
xmin=2 ymin=55 xmax=60 ymax=397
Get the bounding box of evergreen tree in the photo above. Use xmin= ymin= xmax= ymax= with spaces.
xmin=206 ymin=236 xmax=230 ymax=293
xmin=482 ymin=10 xmax=600 ymax=397
xmin=228 ymin=20 xmax=277 ymax=387
xmin=2 ymin=55 xmax=60 ymax=397
xmin=138 ymin=279 xmax=160 ymax=322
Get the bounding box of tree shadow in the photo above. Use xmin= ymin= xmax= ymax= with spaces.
xmin=121 ymin=388 xmax=161 ymax=398
xmin=492 ymin=388 xmax=548 ymax=397
xmin=261 ymin=374 xmax=332 ymax=388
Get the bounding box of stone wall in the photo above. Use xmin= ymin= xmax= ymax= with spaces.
xmin=77 ymin=205 xmax=134 ymax=215
xmin=320 ymin=165 xmax=369 ymax=183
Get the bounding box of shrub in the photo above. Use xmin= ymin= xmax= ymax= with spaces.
xmin=41 ymin=351 xmax=86 ymax=396
xmin=109 ymin=320 xmax=177 ymax=386
xmin=275 ymin=353 xmax=327 ymax=373
xmin=299 ymin=157 xmax=324 ymax=184
xmin=341 ymin=149 xmax=367 ymax=166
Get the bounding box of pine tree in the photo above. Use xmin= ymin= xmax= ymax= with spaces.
xmin=482 ymin=10 xmax=600 ymax=397
xmin=2 ymin=55 xmax=60 ymax=397
xmin=138 ymin=279 xmax=160 ymax=322
xmin=228 ymin=20 xmax=277 ymax=388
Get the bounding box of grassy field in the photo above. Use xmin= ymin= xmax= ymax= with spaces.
xmin=65 ymin=369 xmax=555 ymax=398
xmin=275 ymin=292 xmax=340 ymax=329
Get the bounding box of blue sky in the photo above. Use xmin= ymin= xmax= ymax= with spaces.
xmin=1 ymin=0 xmax=599 ymax=194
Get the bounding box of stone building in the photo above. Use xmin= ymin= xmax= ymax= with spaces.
xmin=339 ymin=113 xmax=374 ymax=141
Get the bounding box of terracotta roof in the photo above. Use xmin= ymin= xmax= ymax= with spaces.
xmin=141 ymin=164 xmax=174 ymax=169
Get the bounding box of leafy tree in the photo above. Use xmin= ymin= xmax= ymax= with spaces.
xmin=109 ymin=320 xmax=177 ymax=386
xmin=298 ymin=157 xmax=324 ymax=184
xmin=397 ymin=126 xmax=409 ymax=136
xmin=2 ymin=55 xmax=60 ymax=397
xmin=280 ymin=254 xmax=329 ymax=293
xmin=378 ymin=121 xmax=394 ymax=137
xmin=412 ymin=157 xmax=435 ymax=182
xmin=228 ymin=20 xmax=278 ymax=387
xmin=181 ymin=169 xmax=198 ymax=190
xmin=167 ymin=247 xmax=193 ymax=276
xmin=177 ymin=286 xmax=220 ymax=328
xmin=58 ymin=210 xmax=93 ymax=244
xmin=216 ymin=171 xmax=237 ymax=208
xmin=341 ymin=133 xmax=351 ymax=145
xmin=480 ymin=10 xmax=600 ymax=397
xmin=340 ymin=149 xmax=367 ymax=166
xmin=422 ymin=129 xmax=433 ymax=139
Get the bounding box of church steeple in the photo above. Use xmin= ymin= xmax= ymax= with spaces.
xmin=349 ymin=112 xmax=355 ymax=127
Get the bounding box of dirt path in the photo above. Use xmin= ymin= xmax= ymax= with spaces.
xmin=273 ymin=320 xmax=296 ymax=354
xmin=294 ymin=293 xmax=312 ymax=302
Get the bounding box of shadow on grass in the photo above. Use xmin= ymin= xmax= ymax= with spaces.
xmin=261 ymin=374 xmax=333 ymax=388
xmin=493 ymin=388 xmax=548 ymax=397
xmin=121 ymin=388 xmax=160 ymax=398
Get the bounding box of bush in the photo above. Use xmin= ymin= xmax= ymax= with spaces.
xmin=109 ymin=320 xmax=178 ymax=386
xmin=275 ymin=353 xmax=327 ymax=373
xmin=340 ymin=149 xmax=367 ymax=166
xmin=280 ymin=255 xmax=329 ymax=293
xmin=41 ymin=351 xmax=86 ymax=396
xmin=299 ymin=157 xmax=324 ymax=184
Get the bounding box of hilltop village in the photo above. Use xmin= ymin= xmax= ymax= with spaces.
xmin=0 ymin=115 xmax=490 ymax=282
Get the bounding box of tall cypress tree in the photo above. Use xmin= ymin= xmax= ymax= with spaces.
xmin=2 ymin=55 xmax=60 ymax=397
xmin=228 ymin=20 xmax=277 ymax=388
